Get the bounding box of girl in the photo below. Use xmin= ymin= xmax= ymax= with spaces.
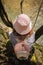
xmin=8 ymin=14 xmax=35 ymax=60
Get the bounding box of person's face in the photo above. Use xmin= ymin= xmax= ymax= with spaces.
xmin=14 ymin=42 xmax=30 ymax=60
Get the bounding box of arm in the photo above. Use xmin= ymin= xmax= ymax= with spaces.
xmin=7 ymin=28 xmax=17 ymax=48
xmin=23 ymin=29 xmax=35 ymax=51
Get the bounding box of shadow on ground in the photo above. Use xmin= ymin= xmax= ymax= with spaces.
xmin=0 ymin=0 xmax=13 ymax=28
xmin=35 ymin=25 xmax=43 ymax=42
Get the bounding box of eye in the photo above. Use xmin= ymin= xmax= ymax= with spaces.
xmin=22 ymin=44 xmax=24 ymax=47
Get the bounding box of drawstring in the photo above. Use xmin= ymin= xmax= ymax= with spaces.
xmin=20 ymin=0 xmax=24 ymax=13
xmin=32 ymin=1 xmax=43 ymax=29
xmin=20 ymin=0 xmax=43 ymax=29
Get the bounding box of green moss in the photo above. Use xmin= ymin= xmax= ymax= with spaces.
xmin=34 ymin=43 xmax=43 ymax=62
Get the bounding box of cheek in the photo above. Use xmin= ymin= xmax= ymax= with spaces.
xmin=24 ymin=45 xmax=30 ymax=52
xmin=14 ymin=43 xmax=23 ymax=53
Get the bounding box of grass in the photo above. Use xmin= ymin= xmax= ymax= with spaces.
xmin=34 ymin=43 xmax=43 ymax=62
xmin=0 ymin=0 xmax=43 ymax=65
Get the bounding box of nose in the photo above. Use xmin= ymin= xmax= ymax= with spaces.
xmin=22 ymin=44 xmax=24 ymax=47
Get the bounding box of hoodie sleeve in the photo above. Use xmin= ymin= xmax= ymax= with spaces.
xmin=25 ymin=32 xmax=35 ymax=49
xmin=8 ymin=31 xmax=17 ymax=48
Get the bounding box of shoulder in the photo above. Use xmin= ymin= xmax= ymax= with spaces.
xmin=7 ymin=28 xmax=13 ymax=35
xmin=28 ymin=31 xmax=35 ymax=43
xmin=25 ymin=30 xmax=35 ymax=43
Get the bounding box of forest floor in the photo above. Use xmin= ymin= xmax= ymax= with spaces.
xmin=0 ymin=0 xmax=43 ymax=65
